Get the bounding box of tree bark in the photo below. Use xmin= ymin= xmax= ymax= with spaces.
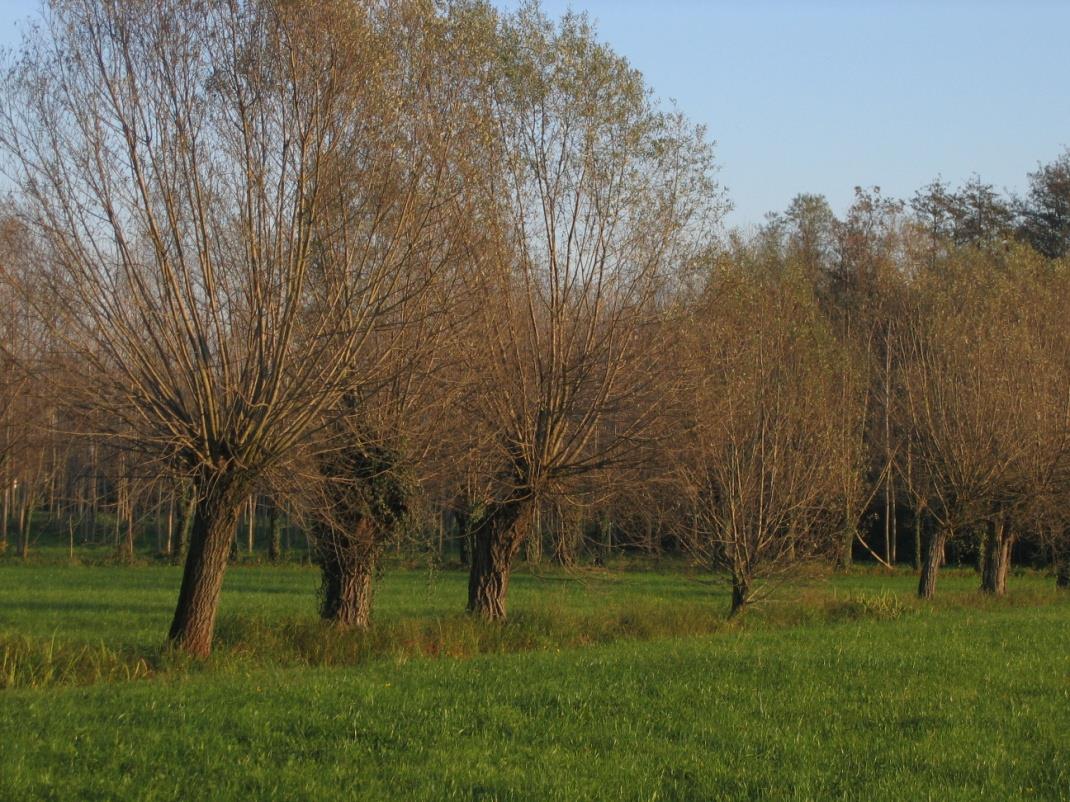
xmin=167 ymin=476 xmax=245 ymax=657
xmin=467 ymin=499 xmax=529 ymax=620
xmin=918 ymin=528 xmax=948 ymax=599
xmin=981 ymin=519 xmax=1013 ymax=596
xmin=171 ymin=490 xmax=195 ymax=564
xmin=318 ymin=547 xmax=374 ymax=629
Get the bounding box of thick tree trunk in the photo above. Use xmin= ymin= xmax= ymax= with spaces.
xmin=319 ymin=549 xmax=374 ymax=629
xmin=467 ymin=500 xmax=529 ymax=620
xmin=167 ymin=477 xmax=245 ymax=657
xmin=918 ymin=528 xmax=948 ymax=599
xmin=981 ymin=520 xmax=1013 ymax=596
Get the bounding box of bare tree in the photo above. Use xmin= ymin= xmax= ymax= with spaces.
xmin=0 ymin=0 xmax=466 ymax=655
xmin=452 ymin=5 xmax=722 ymax=619
xmin=676 ymin=255 xmax=847 ymax=614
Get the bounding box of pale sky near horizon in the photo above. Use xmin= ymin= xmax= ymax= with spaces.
xmin=1 ymin=0 xmax=1067 ymax=228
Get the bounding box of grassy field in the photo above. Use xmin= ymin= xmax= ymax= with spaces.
xmin=0 ymin=562 xmax=1067 ymax=800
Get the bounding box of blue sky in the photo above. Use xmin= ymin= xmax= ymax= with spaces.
xmin=2 ymin=1 xmax=1067 ymax=227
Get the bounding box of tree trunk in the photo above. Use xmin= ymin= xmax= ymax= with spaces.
xmin=729 ymin=573 xmax=750 ymax=616
xmin=167 ymin=476 xmax=245 ymax=657
xmin=246 ymin=495 xmax=255 ymax=554
xmin=267 ymin=500 xmax=282 ymax=562
xmin=913 ymin=504 xmax=923 ymax=572
xmin=318 ymin=546 xmax=374 ymax=629
xmin=1056 ymin=554 xmax=1070 ymax=590
xmin=17 ymin=488 xmax=32 ymax=560
xmin=1 ymin=482 xmax=9 ymax=553
xmin=120 ymin=494 xmax=136 ymax=563
xmin=918 ymin=527 xmax=948 ymax=599
xmin=467 ymin=500 xmax=529 ymax=620
xmin=837 ymin=526 xmax=854 ymax=571
xmin=981 ymin=519 xmax=1013 ymax=596
xmin=165 ymin=494 xmax=174 ymax=556
xmin=172 ymin=489 xmax=195 ymax=564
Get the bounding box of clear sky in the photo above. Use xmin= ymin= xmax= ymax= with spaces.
xmin=2 ymin=0 xmax=1068 ymax=227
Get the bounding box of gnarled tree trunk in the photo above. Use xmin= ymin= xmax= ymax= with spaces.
xmin=319 ymin=549 xmax=374 ymax=629
xmin=315 ymin=517 xmax=378 ymax=630
xmin=467 ymin=500 xmax=530 ymax=620
xmin=918 ymin=527 xmax=948 ymax=599
xmin=167 ymin=476 xmax=246 ymax=657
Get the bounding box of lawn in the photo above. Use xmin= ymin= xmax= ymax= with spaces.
xmin=0 ymin=563 xmax=1067 ymax=800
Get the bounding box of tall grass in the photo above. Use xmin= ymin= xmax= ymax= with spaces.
xmin=1 ymin=566 xmax=1064 ymax=689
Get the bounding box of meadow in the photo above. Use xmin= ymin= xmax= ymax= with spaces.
xmin=0 ymin=560 xmax=1067 ymax=800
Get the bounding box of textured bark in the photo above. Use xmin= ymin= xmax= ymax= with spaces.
xmin=319 ymin=548 xmax=374 ymax=629
xmin=315 ymin=516 xmax=378 ymax=629
xmin=918 ymin=528 xmax=948 ymax=599
xmin=167 ymin=477 xmax=245 ymax=657
xmin=467 ymin=500 xmax=529 ymax=620
xmin=981 ymin=520 xmax=1013 ymax=596
xmin=171 ymin=491 xmax=195 ymax=564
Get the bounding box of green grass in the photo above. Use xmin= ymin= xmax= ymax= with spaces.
xmin=0 ymin=563 xmax=1067 ymax=800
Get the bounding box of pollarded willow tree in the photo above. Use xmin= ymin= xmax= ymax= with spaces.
xmin=0 ymin=0 xmax=469 ymax=656
xmin=454 ymin=5 xmax=723 ymax=619
xmin=284 ymin=0 xmax=493 ymax=631
xmin=676 ymin=255 xmax=849 ymax=614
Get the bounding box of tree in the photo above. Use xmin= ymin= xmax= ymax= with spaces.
xmin=911 ymin=175 xmax=1015 ymax=250
xmin=677 ymin=255 xmax=847 ymax=614
xmin=899 ymin=246 xmax=1049 ymax=598
xmin=454 ymin=4 xmax=722 ymax=618
xmin=1018 ymin=148 xmax=1070 ymax=259
xmin=0 ymin=0 xmax=465 ymax=656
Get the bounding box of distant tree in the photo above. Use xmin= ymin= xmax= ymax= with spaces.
xmin=911 ymin=175 xmax=1015 ymax=250
xmin=1018 ymin=148 xmax=1070 ymax=258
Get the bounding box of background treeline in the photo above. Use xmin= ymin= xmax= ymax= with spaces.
xmin=1 ymin=0 xmax=1068 ymax=657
